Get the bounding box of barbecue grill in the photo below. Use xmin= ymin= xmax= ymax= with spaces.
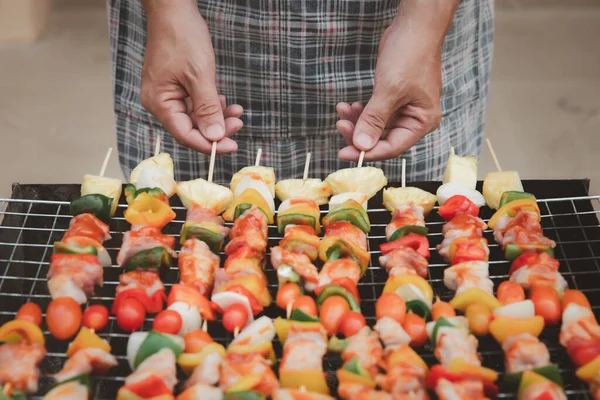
xmin=1 ymin=180 xmax=598 ymax=399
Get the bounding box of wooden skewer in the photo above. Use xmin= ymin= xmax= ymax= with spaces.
xmin=401 ymin=158 xmax=406 ymax=188
xmin=450 ymin=146 xmax=455 ymax=156
xmin=154 ymin=136 xmax=161 ymax=157
xmin=302 ymin=152 xmax=312 ymax=181
xmin=207 ymin=141 xmax=217 ymax=183
xmin=485 ymin=138 xmax=502 ymax=172
xmin=255 ymin=148 xmax=262 ymax=167
xmin=357 ymin=151 xmax=365 ymax=168
xmin=202 ymin=319 xmax=208 ymax=332
xmin=233 ymin=326 xmax=240 ymax=338
xmin=99 ymin=147 xmax=112 ymax=177
xmin=286 ymin=302 xmax=293 ymax=319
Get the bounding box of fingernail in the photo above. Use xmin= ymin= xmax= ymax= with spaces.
xmin=205 ymin=124 xmax=224 ymax=140
xmin=355 ymin=133 xmax=374 ymax=149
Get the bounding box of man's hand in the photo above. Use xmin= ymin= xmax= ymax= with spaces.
xmin=141 ymin=0 xmax=242 ymax=153
xmin=337 ymin=0 xmax=459 ymax=161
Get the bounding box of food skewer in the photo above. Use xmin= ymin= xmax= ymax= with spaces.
xmin=154 ymin=135 xmax=161 ymax=157
xmin=98 ymin=147 xmax=112 ymax=177
xmin=357 ymin=150 xmax=365 ymax=168
xmin=207 ymin=141 xmax=217 ymax=183
xmin=255 ymin=147 xmax=262 ymax=167
xmin=486 ymin=138 xmax=502 ymax=172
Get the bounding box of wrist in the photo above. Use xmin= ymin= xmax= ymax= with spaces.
xmin=143 ymin=0 xmax=198 ymax=19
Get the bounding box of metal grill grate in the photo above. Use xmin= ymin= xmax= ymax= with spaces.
xmin=1 ymin=181 xmax=599 ymax=399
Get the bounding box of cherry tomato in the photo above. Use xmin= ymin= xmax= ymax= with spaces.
xmin=402 ymin=314 xmax=427 ymax=347
xmin=153 ymin=310 xmax=183 ymax=335
xmin=497 ymin=281 xmax=525 ymax=305
xmin=465 ymin=304 xmax=491 ymax=336
xmin=222 ymin=304 xmax=249 ymax=333
xmin=530 ymin=286 xmax=561 ymax=325
xmin=431 ymin=297 xmax=455 ymax=321
xmin=82 ymin=305 xmax=109 ymax=331
xmin=16 ymin=302 xmax=42 ymax=326
xmin=184 ymin=329 xmax=213 ymax=353
xmin=562 ymin=289 xmax=591 ymax=312
xmin=339 ymin=311 xmax=366 ymax=338
xmin=375 ymin=292 xmax=406 ymax=324
xmin=292 ymin=296 xmax=318 ymax=317
xmin=567 ymin=338 xmax=600 ymax=367
xmin=319 ymin=296 xmax=350 ymax=336
xmin=116 ymin=298 xmax=146 ymax=332
xmin=276 ymin=283 xmax=302 ymax=310
xmin=46 ymin=297 xmax=82 ymax=340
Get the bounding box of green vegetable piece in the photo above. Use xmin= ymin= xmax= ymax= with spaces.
xmin=323 ymin=206 xmax=370 ymax=233
xmin=70 ymin=194 xmax=113 ymax=222
xmin=180 ymin=222 xmax=224 ymax=253
xmin=124 ymin=247 xmax=172 ymax=272
xmin=125 ymin=185 xmax=166 ymax=204
xmin=51 ymin=373 xmax=91 ymax=389
xmin=505 ymin=243 xmax=554 ymax=261
xmin=503 ymin=364 xmax=562 ymax=389
xmin=343 ymin=356 xmax=371 ymax=378
xmin=277 ymin=213 xmax=317 ymax=234
xmin=406 ymin=299 xmax=431 ymax=320
xmin=328 ymin=336 xmax=349 ymax=352
xmin=499 ymin=191 xmax=536 ymax=208
xmin=53 ymin=241 xmax=98 ymax=256
xmin=277 ymin=264 xmax=301 ymax=285
xmin=316 ymin=285 xmax=360 ymax=313
xmin=234 ymin=203 xmax=254 ymax=220
xmin=124 ymin=184 xmax=137 ymax=204
xmin=134 ymin=330 xmax=184 ymax=368
xmin=290 ymin=307 xmax=320 ymax=323
xmin=431 ymin=317 xmax=456 ymax=345
xmin=389 ymin=225 xmax=429 ymax=242
xmin=224 ymin=391 xmax=265 ymax=400
xmin=0 ymin=387 xmax=27 ymax=400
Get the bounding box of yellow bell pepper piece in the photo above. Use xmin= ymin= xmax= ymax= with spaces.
xmin=382 ymin=275 xmax=433 ymax=303
xmin=576 ymin=355 xmax=600 ymax=383
xmin=278 ymin=200 xmax=321 ymax=234
xmin=214 ymin=274 xmax=272 ymax=307
xmin=449 ymin=287 xmax=501 ymax=313
xmin=222 ymin=188 xmax=274 ymax=223
xmin=448 ymin=357 xmax=498 ymax=383
xmin=227 ymin=374 xmax=263 ymax=393
xmin=228 ymin=341 xmax=276 ymax=364
xmin=66 ymin=327 xmax=111 ymax=357
xmin=318 ymin=236 xmax=370 ymax=274
xmin=274 ymin=317 xmax=325 ymax=345
xmin=385 ymin=343 xmax=428 ymax=372
xmin=177 ymin=342 xmax=226 ymax=376
xmin=124 ymin=192 xmax=176 ymax=229
xmin=489 ymin=315 xmax=544 ymax=344
xmin=488 ymin=199 xmax=540 ymax=230
xmin=0 ymin=320 xmax=44 ymax=345
xmin=280 ymin=369 xmax=330 ymax=394
xmin=336 ymin=369 xmax=376 ymax=389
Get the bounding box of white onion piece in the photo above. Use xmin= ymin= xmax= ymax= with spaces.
xmin=136 ymin=165 xmax=177 ymax=197
xmin=234 ymin=176 xmax=275 ymax=213
xmin=126 ymin=332 xmax=149 ymax=370
xmin=426 ymin=316 xmax=469 ymax=339
xmin=395 ymin=284 xmax=431 ymax=308
xmin=231 ymin=316 xmax=275 ymax=346
xmin=211 ymin=292 xmax=254 ymax=328
xmin=168 ymin=301 xmax=202 ymax=336
xmin=96 ymin=247 xmax=112 ymax=267
xmin=493 ymin=300 xmax=535 ymax=319
xmin=562 ymin=303 xmax=594 ymax=327
xmin=329 ymin=192 xmax=368 ymax=211
xmin=436 ymin=183 xmax=485 ymax=207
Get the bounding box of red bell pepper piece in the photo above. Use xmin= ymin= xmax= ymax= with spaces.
xmin=509 ymin=252 xmax=559 ymax=275
xmin=112 ymin=288 xmax=166 ymax=315
xmin=167 ymin=284 xmax=216 ymax=320
xmin=122 ymin=374 xmax=172 ymax=397
xmin=379 ymin=233 xmax=430 ymax=259
xmin=222 ymin=285 xmax=264 ymax=315
xmin=438 ymin=195 xmax=479 ymax=221
xmin=567 ymin=338 xmax=600 ymax=367
xmin=314 ymin=277 xmax=360 ymax=305
xmin=425 ymin=365 xmax=498 ymax=398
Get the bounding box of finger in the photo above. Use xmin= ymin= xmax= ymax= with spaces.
xmin=218 ymin=94 xmax=227 ymax=110
xmin=336 ymin=102 xmax=353 ymax=120
xmin=336 ymin=119 xmax=355 ymax=146
xmin=360 ymin=127 xmax=423 ymax=161
xmin=349 ymin=102 xmax=364 ymax=123
xmin=224 ymin=104 xmax=244 ymax=119
xmin=224 ymin=117 xmax=243 ymax=137
xmin=337 ymin=145 xmax=361 ymax=161
xmin=187 ymin=80 xmax=226 ymax=141
xmin=352 ymin=92 xmax=394 ymax=151
xmin=215 ymin=137 xmax=238 ymax=153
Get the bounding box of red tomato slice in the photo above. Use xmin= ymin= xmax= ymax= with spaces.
xmin=152 ymin=310 xmax=183 ymax=335
xmin=82 ymin=305 xmax=109 ymax=331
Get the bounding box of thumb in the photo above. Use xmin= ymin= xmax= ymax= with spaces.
xmin=352 ymin=94 xmax=393 ymax=151
xmin=189 ymin=80 xmax=226 ymax=141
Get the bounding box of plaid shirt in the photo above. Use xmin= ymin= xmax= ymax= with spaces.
xmin=107 ymin=0 xmax=494 ymax=184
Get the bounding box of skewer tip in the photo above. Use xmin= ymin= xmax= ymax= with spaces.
xmin=254 ymin=148 xmax=262 ymax=167
xmin=99 ymin=147 xmax=113 ymax=177
xmin=207 ymin=141 xmax=217 ymax=183
xmin=286 ymin=302 xmax=293 ymax=319
xmin=202 ymin=320 xmax=208 ymax=332
xmin=233 ymin=326 xmax=240 ymax=337
xmin=357 ymin=151 xmax=365 ymax=168
xmin=154 ymin=136 xmax=161 ymax=157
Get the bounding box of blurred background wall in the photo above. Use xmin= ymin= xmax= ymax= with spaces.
xmin=0 ymin=0 xmax=598 ymax=197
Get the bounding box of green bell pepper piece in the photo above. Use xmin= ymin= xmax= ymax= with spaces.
xmin=389 ymin=225 xmax=429 ymax=242
xmin=125 ymin=184 xmax=166 ymax=204
xmin=328 ymin=336 xmax=349 ymax=352
xmin=316 ymin=285 xmax=360 ymax=313
xmin=53 ymin=241 xmax=98 ymax=256
xmin=124 ymin=247 xmax=172 ymax=272
xmin=325 ymin=240 xmax=368 ymax=275
xmin=499 ymin=191 xmax=536 ymax=208
xmin=406 ymin=299 xmax=431 ymax=320
xmin=277 ymin=213 xmax=317 ymax=234
xmin=134 ymin=330 xmax=184 ymax=369
xmin=431 ymin=317 xmax=456 ymax=345
xmin=234 ymin=203 xmax=254 ymax=220
xmin=344 ymin=356 xmax=371 ymax=378
xmin=70 ymin=194 xmax=113 ymax=222
xmin=505 ymin=244 xmax=554 ymax=261
xmin=504 ymin=364 xmax=562 ymax=389
xmin=124 ymin=183 xmax=137 ymax=204
xmin=277 ymin=264 xmax=301 ymax=285
xmin=324 ymin=206 xmax=370 ymax=233
xmin=53 ymin=373 xmax=91 ymax=389
xmin=180 ymin=222 xmax=224 ymax=253
xmin=290 ymin=308 xmax=320 ymax=323
xmin=224 ymin=392 xmax=265 ymax=400
xmin=0 ymin=387 xmax=26 ymax=400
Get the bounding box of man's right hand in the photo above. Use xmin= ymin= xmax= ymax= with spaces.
xmin=141 ymin=0 xmax=242 ymax=153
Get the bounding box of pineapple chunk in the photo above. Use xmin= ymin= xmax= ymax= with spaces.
xmin=81 ymin=175 xmax=122 ymax=216
xmin=383 ymin=187 xmax=437 ymax=215
xmin=482 ymin=171 xmax=524 ymax=210
xmin=129 ymin=153 xmax=174 ymax=186
xmin=442 ymin=150 xmax=478 ymax=190
xmin=230 ymin=166 xmax=276 ymax=198
xmin=325 ymin=167 xmax=387 ymax=200
xmin=275 ymin=179 xmax=331 ymax=205
xmin=177 ymin=178 xmax=233 ymax=214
